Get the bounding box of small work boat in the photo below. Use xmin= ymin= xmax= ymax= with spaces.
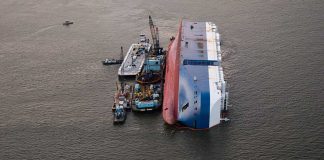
xmin=63 ymin=21 xmax=73 ymax=26
xmin=112 ymin=82 xmax=132 ymax=111
xmin=102 ymin=59 xmax=123 ymax=65
xmin=102 ymin=47 xmax=124 ymax=65
xmin=113 ymin=105 xmax=127 ymax=124
xmin=113 ymin=83 xmax=130 ymax=124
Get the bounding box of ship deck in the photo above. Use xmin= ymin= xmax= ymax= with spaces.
xmin=118 ymin=43 xmax=151 ymax=77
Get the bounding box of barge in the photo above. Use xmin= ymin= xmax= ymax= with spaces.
xmin=118 ymin=35 xmax=152 ymax=78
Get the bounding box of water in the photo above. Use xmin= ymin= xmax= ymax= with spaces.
xmin=1 ymin=0 xmax=323 ymax=159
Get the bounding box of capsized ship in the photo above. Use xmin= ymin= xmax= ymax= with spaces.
xmin=163 ymin=20 xmax=229 ymax=129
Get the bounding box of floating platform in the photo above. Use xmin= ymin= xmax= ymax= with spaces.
xmin=118 ymin=35 xmax=151 ymax=78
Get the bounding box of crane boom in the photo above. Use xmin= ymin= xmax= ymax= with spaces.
xmin=149 ymin=15 xmax=160 ymax=52
xmin=156 ymin=27 xmax=160 ymax=49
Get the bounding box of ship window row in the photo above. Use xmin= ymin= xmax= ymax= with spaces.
xmin=183 ymin=59 xmax=219 ymax=66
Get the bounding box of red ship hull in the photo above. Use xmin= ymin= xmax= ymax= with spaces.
xmin=162 ymin=20 xmax=182 ymax=125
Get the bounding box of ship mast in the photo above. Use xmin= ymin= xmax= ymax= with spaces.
xmin=120 ymin=46 xmax=124 ymax=60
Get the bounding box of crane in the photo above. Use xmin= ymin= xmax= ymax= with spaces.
xmin=149 ymin=15 xmax=160 ymax=54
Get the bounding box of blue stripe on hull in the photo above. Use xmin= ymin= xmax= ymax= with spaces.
xmin=177 ymin=66 xmax=196 ymax=127
xmin=198 ymin=92 xmax=210 ymax=129
xmin=177 ymin=64 xmax=211 ymax=129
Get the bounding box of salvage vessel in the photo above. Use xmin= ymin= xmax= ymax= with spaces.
xmin=131 ymin=16 xmax=165 ymax=111
xmin=163 ymin=20 xmax=229 ymax=129
xmin=132 ymin=55 xmax=164 ymax=111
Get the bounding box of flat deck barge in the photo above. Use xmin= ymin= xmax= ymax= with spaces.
xmin=118 ymin=35 xmax=151 ymax=78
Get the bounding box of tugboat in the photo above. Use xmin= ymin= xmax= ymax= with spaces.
xmin=113 ymin=104 xmax=127 ymax=124
xmin=112 ymin=82 xmax=133 ymax=124
xmin=102 ymin=47 xmax=124 ymax=65
xmin=112 ymin=82 xmax=132 ymax=111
